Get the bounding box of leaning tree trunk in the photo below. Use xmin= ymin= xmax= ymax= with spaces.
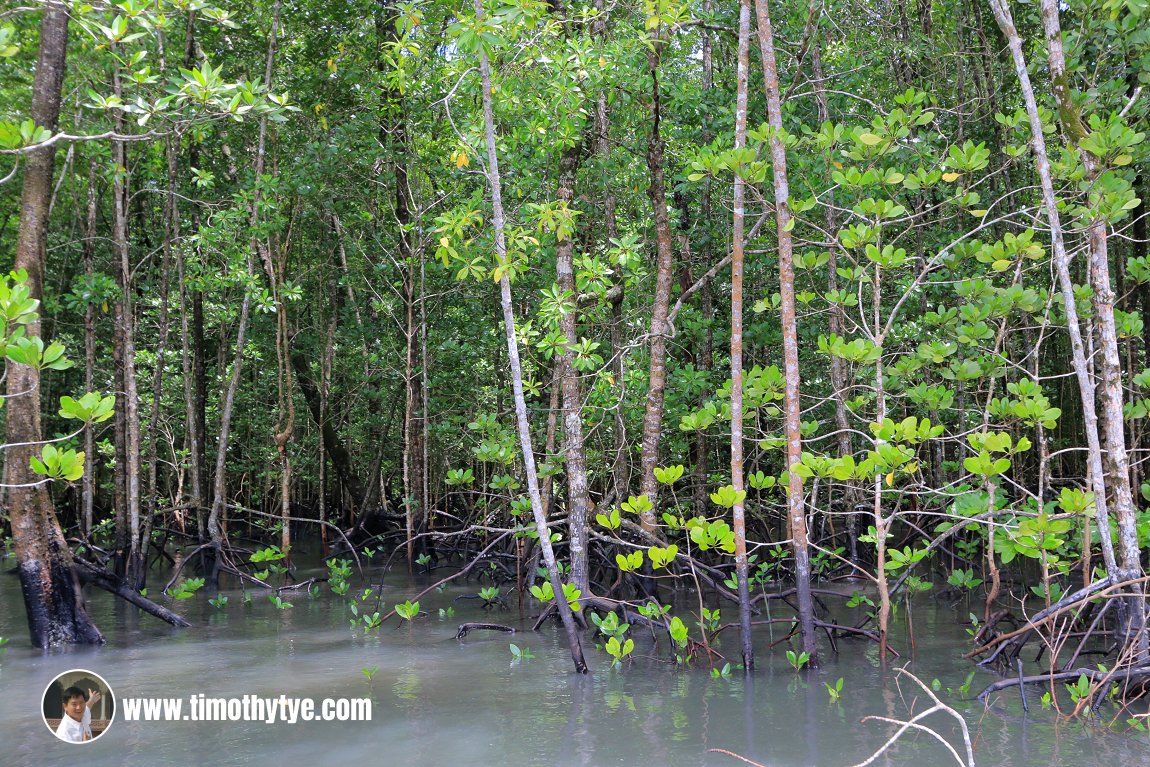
xmin=474 ymin=0 xmax=587 ymax=673
xmin=6 ymin=3 xmax=104 ymax=647
xmin=755 ymin=0 xmax=818 ymax=664
xmin=987 ymin=0 xmax=1120 ymax=578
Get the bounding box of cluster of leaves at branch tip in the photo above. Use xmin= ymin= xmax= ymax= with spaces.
xmin=0 ymin=272 xmax=116 ymax=482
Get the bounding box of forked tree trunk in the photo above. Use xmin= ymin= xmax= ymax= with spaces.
xmin=6 ymin=3 xmax=104 ymax=647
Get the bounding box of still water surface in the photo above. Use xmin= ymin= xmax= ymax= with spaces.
xmin=1 ymin=552 xmax=1148 ymax=766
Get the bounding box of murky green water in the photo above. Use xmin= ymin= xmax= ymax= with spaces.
xmin=2 ymin=549 xmax=1148 ymax=766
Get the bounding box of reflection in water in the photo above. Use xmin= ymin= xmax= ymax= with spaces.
xmin=0 ymin=560 xmax=1148 ymax=766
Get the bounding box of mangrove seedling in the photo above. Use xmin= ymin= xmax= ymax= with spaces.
xmin=825 ymin=677 xmax=844 ymax=703
xmin=509 ymin=643 xmax=535 ymax=661
xmin=396 ymin=600 xmax=420 ymax=621
xmin=268 ymin=595 xmax=293 ymax=610
xmin=605 ymin=636 xmax=634 ymax=668
xmin=208 ymin=594 xmax=229 ymax=609
xmin=169 ymin=577 xmax=205 ymax=600
xmin=786 ymin=650 xmax=811 ymax=671
xmin=711 ymin=663 xmax=732 ymax=679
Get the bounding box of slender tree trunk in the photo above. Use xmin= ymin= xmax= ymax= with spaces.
xmin=555 ymin=143 xmax=593 ymax=592
xmin=598 ymin=81 xmax=628 ymax=504
xmin=1038 ymin=0 xmax=1142 ymax=583
xmin=474 ymin=0 xmax=587 ymax=672
xmin=693 ymin=2 xmax=715 ymax=519
xmin=637 ymin=29 xmax=677 ymax=531
xmin=112 ymin=60 xmax=145 ymax=589
xmin=208 ymin=0 xmax=281 ymax=549
xmin=987 ymin=0 xmax=1120 ymax=579
xmin=379 ymin=0 xmax=424 ymax=565
xmin=755 ymin=0 xmax=818 ymax=664
xmin=6 ymin=3 xmax=104 ymax=647
xmin=82 ymin=157 xmax=98 ymax=536
xmin=810 ymin=28 xmax=857 ymax=564
xmin=730 ymin=0 xmax=755 ymax=670
xmin=179 ymin=15 xmax=206 ymax=540
xmin=138 ymin=133 xmax=178 ymax=581
xmin=1037 ymin=0 xmax=1145 ymax=654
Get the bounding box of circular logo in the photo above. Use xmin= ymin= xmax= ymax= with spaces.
xmin=42 ymin=669 xmax=115 ymax=743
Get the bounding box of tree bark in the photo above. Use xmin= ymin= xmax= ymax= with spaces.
xmin=988 ymin=0 xmax=1120 ymax=579
xmin=637 ymin=29 xmax=677 ymax=531
xmin=474 ymin=0 xmax=588 ymax=672
xmin=555 ymin=143 xmax=593 ymax=592
xmin=731 ymin=0 xmax=756 ymax=670
xmin=207 ymin=0 xmax=281 ymax=548
xmin=6 ymin=2 xmax=104 ymax=647
xmin=82 ymin=157 xmax=98 ymax=537
xmin=755 ymin=0 xmax=818 ymax=664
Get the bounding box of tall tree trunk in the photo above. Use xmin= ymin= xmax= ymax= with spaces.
xmin=637 ymin=28 xmax=676 ymax=531
xmin=178 ymin=14 xmax=206 ymax=540
xmin=988 ymin=0 xmax=1123 ymax=582
xmin=693 ymin=1 xmax=715 ymax=519
xmin=474 ymin=0 xmax=587 ymax=672
xmin=810 ymin=24 xmax=857 ymax=564
xmin=555 ymin=143 xmax=593 ymax=592
xmin=1037 ymin=0 xmax=1145 ymax=653
xmin=731 ymin=0 xmax=756 ymax=670
xmin=82 ymin=157 xmax=98 ymax=537
xmin=379 ymin=0 xmax=424 ymax=566
xmin=6 ymin=3 xmax=104 ymax=647
xmin=111 ymin=59 xmax=145 ymax=589
xmin=207 ymin=0 xmax=281 ymax=550
xmin=755 ymin=0 xmax=818 ymax=664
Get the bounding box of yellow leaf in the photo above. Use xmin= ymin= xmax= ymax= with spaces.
xmin=598 ymin=56 xmax=606 ymax=67
xmin=833 ymin=162 xmax=843 ymax=169
xmin=455 ymin=152 xmax=469 ymax=168
xmin=885 ymin=472 xmax=895 ymax=486
xmin=942 ymin=172 xmax=962 ymax=182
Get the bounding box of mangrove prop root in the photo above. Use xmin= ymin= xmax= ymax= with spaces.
xmin=977 ymin=664 xmax=1150 ymax=702
xmin=967 ymin=576 xmax=1150 ymax=660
